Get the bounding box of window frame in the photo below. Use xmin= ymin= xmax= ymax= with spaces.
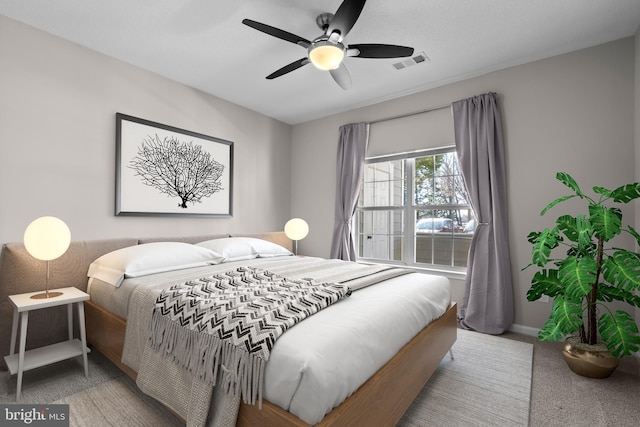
xmin=355 ymin=146 xmax=473 ymax=278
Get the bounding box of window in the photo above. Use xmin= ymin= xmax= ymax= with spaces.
xmin=356 ymin=147 xmax=474 ymax=273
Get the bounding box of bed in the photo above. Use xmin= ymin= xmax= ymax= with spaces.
xmin=0 ymin=232 xmax=456 ymax=427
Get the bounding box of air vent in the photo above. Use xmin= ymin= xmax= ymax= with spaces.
xmin=392 ymin=52 xmax=429 ymax=70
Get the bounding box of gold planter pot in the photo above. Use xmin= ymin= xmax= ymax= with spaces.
xmin=561 ymin=337 xmax=619 ymax=379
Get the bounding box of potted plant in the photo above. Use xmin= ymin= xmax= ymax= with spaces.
xmin=524 ymin=172 xmax=640 ymax=378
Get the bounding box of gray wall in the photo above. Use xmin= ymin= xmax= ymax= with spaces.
xmin=0 ymin=16 xmax=292 ymax=245
xmin=291 ymin=38 xmax=636 ymax=331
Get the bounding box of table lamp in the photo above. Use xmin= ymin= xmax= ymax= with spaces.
xmin=23 ymin=216 xmax=71 ymax=299
xmin=284 ymin=218 xmax=309 ymax=255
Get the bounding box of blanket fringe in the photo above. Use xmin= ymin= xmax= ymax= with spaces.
xmin=149 ymin=312 xmax=265 ymax=407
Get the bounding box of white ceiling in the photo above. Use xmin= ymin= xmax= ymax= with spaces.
xmin=1 ymin=0 xmax=640 ymax=125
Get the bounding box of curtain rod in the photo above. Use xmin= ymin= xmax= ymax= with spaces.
xmin=369 ymin=104 xmax=451 ymax=125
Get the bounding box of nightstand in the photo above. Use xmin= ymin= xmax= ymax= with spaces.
xmin=4 ymin=287 xmax=90 ymax=400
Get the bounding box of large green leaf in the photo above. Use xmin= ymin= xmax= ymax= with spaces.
xmin=538 ymin=317 xmax=565 ymax=342
xmin=538 ymin=296 xmax=582 ymax=341
xmin=598 ymin=311 xmax=640 ymax=357
xmin=556 ymin=215 xmax=578 ymax=242
xmin=526 ymin=269 xmax=563 ymax=301
xmin=601 ymin=250 xmax=640 ymax=292
xmin=598 ymin=285 xmax=640 ymax=307
xmin=531 ymin=228 xmax=560 ymax=266
xmin=609 ymin=182 xmax=640 ymax=203
xmin=555 ymin=172 xmax=584 ymax=197
xmin=592 ymin=186 xmax=613 ymax=198
xmin=541 ymin=195 xmax=575 ymax=216
xmin=589 ymin=205 xmax=622 ymax=241
xmin=526 ymin=231 xmax=541 ymax=244
xmin=556 ymin=214 xmax=594 ymax=252
xmin=559 ymin=256 xmax=596 ymax=299
xmin=575 ymin=215 xmax=595 ymax=250
xmin=565 ymin=241 xmax=597 ymax=259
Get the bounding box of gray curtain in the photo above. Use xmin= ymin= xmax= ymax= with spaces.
xmin=452 ymin=92 xmax=514 ymax=334
xmin=330 ymin=123 xmax=368 ymax=260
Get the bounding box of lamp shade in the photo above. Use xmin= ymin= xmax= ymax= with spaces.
xmin=308 ymin=42 xmax=345 ymax=70
xmin=23 ymin=216 xmax=71 ymax=261
xmin=284 ymin=218 xmax=309 ymax=241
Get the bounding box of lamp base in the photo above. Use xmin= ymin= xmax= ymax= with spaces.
xmin=30 ymin=291 xmax=63 ymax=299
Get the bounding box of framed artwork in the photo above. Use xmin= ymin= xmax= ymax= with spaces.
xmin=115 ymin=113 xmax=233 ymax=217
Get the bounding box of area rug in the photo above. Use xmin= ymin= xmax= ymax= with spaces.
xmin=2 ymin=329 xmax=532 ymax=426
xmin=53 ymin=376 xmax=182 ymax=426
xmin=398 ymin=328 xmax=533 ymax=427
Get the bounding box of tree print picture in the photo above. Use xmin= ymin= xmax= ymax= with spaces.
xmin=116 ymin=113 xmax=233 ymax=216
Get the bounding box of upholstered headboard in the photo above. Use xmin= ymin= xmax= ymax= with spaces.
xmin=0 ymin=232 xmax=292 ymax=370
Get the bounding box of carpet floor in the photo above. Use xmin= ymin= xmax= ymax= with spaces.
xmin=503 ymin=331 xmax=640 ymax=427
xmin=1 ymin=329 xmax=533 ymax=426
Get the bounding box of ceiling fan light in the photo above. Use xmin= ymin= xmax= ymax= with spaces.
xmin=309 ymin=42 xmax=345 ymax=70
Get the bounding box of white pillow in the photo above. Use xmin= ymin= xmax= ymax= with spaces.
xmin=87 ymin=242 xmax=225 ymax=287
xmin=250 ymin=237 xmax=293 ymax=258
xmin=196 ymin=237 xmax=291 ymax=262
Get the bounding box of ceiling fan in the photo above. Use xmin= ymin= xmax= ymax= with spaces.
xmin=242 ymin=0 xmax=414 ymax=90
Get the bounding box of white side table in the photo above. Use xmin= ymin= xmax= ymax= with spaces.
xmin=4 ymin=287 xmax=90 ymax=400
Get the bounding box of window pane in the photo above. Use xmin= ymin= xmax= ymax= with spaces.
xmin=363 ymin=163 xmax=376 ymax=181
xmin=453 ymin=234 xmax=472 ymax=267
xmin=434 ymin=177 xmax=454 ymax=204
xmin=415 ymin=178 xmax=434 ymax=205
xmin=414 ymin=155 xmax=435 ymax=205
xmin=357 ymin=209 xmax=373 ymax=236
xmin=415 ymin=208 xmax=475 ymax=267
xmin=417 ymin=152 xmax=469 ymax=208
xmin=434 ymin=153 xmax=448 ymax=175
xmin=357 ymin=209 xmax=403 ymax=261
xmin=361 ymin=182 xmax=374 ymax=206
xmin=361 ymin=161 xmax=404 ymax=207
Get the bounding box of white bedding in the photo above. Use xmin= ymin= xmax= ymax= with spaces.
xmin=88 ymin=256 xmax=450 ymax=425
xmin=263 ymin=271 xmax=450 ymax=423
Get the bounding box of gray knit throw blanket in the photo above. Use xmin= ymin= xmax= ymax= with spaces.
xmin=148 ymin=266 xmax=351 ymax=406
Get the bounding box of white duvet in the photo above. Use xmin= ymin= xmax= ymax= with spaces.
xmin=263 ymin=271 xmax=450 ymax=424
xmin=89 ymin=257 xmax=450 ymax=424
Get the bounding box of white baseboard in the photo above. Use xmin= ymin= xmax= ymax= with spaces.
xmin=510 ymin=324 xmax=640 ymax=361
xmin=509 ymin=323 xmax=539 ymax=337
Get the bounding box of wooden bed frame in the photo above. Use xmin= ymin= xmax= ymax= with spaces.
xmin=85 ymin=300 xmax=457 ymax=427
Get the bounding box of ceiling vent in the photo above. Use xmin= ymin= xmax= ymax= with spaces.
xmin=392 ymin=52 xmax=429 ymax=70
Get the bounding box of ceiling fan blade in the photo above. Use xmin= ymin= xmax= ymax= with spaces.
xmin=348 ymin=44 xmax=414 ymax=58
xmin=242 ymin=19 xmax=311 ymax=48
xmin=326 ymin=0 xmax=367 ymax=39
xmin=329 ymin=63 xmax=352 ymax=90
xmin=266 ymin=58 xmax=310 ymax=80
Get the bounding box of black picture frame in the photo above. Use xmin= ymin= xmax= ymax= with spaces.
xmin=115 ymin=113 xmax=233 ymax=217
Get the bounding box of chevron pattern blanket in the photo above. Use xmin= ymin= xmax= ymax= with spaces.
xmin=148 ymin=266 xmax=352 ymax=406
